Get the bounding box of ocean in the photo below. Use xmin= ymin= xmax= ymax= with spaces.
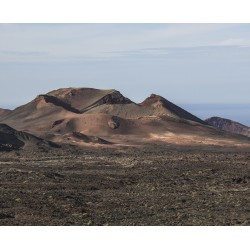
xmin=182 ymin=104 xmax=250 ymax=126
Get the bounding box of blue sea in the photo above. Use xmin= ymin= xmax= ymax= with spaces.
xmin=181 ymin=104 xmax=250 ymax=126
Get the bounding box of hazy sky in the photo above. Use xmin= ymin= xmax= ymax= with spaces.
xmin=0 ymin=24 xmax=250 ymax=124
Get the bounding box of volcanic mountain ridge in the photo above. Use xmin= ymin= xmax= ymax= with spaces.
xmin=0 ymin=87 xmax=249 ymax=147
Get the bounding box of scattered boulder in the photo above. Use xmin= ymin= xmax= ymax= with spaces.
xmin=108 ymin=117 xmax=120 ymax=129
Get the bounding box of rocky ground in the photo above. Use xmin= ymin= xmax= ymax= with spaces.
xmin=0 ymin=144 xmax=250 ymax=226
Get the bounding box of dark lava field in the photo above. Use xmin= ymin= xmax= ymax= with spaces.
xmin=0 ymin=144 xmax=250 ymax=226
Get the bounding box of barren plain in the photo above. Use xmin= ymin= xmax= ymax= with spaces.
xmin=1 ymin=144 xmax=250 ymax=226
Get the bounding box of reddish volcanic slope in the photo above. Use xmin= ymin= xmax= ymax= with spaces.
xmin=0 ymin=87 xmax=249 ymax=147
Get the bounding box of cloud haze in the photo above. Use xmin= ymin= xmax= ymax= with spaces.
xmin=1 ymin=24 xmax=249 ymax=62
xmin=0 ymin=24 xmax=250 ymax=124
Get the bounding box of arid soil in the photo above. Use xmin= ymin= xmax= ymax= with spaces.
xmin=1 ymin=144 xmax=250 ymax=226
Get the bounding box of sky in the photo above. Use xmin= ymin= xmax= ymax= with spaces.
xmin=0 ymin=24 xmax=250 ymax=124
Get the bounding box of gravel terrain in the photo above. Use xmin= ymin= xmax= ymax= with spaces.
xmin=0 ymin=144 xmax=250 ymax=225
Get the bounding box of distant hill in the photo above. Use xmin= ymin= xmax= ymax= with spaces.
xmin=205 ymin=117 xmax=250 ymax=137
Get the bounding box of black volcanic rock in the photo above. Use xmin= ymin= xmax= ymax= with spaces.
xmin=99 ymin=91 xmax=132 ymax=105
xmin=0 ymin=131 xmax=24 ymax=151
xmin=205 ymin=117 xmax=250 ymax=137
xmin=52 ymin=119 xmax=65 ymax=128
xmin=72 ymin=132 xmax=112 ymax=144
xmin=0 ymin=124 xmax=60 ymax=151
